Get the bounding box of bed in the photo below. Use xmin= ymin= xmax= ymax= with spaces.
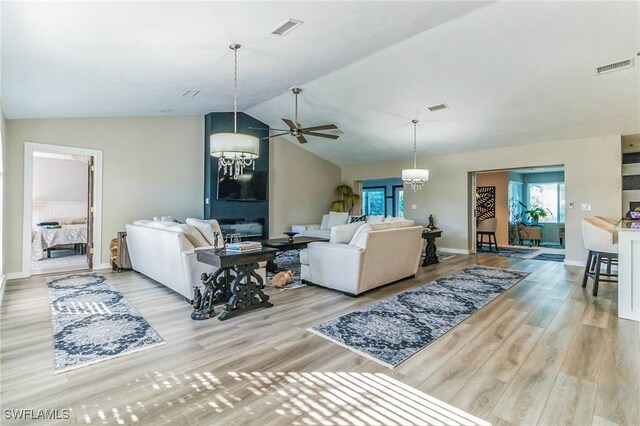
xmin=31 ymin=201 xmax=88 ymax=261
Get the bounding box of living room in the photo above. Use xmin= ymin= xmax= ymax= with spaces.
xmin=1 ymin=1 xmax=639 ymax=425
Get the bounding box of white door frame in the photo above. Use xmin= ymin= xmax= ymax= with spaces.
xmin=469 ymin=172 xmax=477 ymax=254
xmin=22 ymin=142 xmax=103 ymax=277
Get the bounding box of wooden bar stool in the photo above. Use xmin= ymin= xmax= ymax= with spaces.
xmin=581 ymin=218 xmax=618 ymax=296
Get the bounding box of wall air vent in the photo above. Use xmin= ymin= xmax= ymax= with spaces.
xmin=428 ymin=103 xmax=449 ymax=112
xmin=596 ymin=58 xmax=634 ymax=75
xmin=271 ymin=19 xmax=304 ymax=36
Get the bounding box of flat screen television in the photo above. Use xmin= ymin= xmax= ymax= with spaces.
xmin=218 ymin=169 xmax=267 ymax=201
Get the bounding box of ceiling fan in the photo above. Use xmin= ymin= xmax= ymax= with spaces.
xmin=265 ymin=87 xmax=340 ymax=144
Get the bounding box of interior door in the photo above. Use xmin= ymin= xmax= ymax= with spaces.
xmin=87 ymin=156 xmax=94 ymax=268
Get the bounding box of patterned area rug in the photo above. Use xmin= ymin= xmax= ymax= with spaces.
xmin=310 ymin=266 xmax=529 ymax=368
xmin=477 ymin=246 xmax=538 ymax=258
xmin=531 ymin=252 xmax=566 ymax=262
xmin=266 ymin=249 xmax=306 ymax=290
xmin=48 ymin=273 xmax=165 ymax=373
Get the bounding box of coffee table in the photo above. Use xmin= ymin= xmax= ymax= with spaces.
xmin=260 ymin=236 xmax=329 ymax=272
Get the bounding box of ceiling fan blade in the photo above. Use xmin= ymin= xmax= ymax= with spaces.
xmin=249 ymin=126 xmax=290 ymax=132
xmin=296 ymin=135 xmax=308 ymax=144
xmin=303 ymin=132 xmax=339 ymax=140
xmin=262 ymin=132 xmax=291 ymax=140
xmin=282 ymin=118 xmax=298 ymax=130
xmin=300 ymin=124 xmax=338 ymax=132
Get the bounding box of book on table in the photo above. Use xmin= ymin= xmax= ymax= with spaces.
xmin=225 ymin=242 xmax=263 ymax=252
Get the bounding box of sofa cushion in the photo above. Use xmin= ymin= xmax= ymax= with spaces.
xmin=299 ymin=248 xmax=309 ymax=265
xmin=186 ymin=218 xmax=224 ymax=246
xmin=366 ymin=215 xmax=384 ymax=224
xmin=167 ymin=224 xmax=209 ymax=248
xmin=326 ymin=212 xmax=349 ymax=229
xmin=330 ymin=222 xmax=365 ymax=244
xmin=132 ymin=219 xmax=152 ymax=226
xmin=384 ymin=216 xmax=406 ymax=223
xmin=300 ymin=229 xmax=331 ymax=239
xmin=349 ymin=224 xmax=372 ymax=248
xmin=319 ymin=214 xmax=331 ymax=230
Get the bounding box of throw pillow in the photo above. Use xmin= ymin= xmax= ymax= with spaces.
xmin=349 ymin=224 xmax=373 ymax=248
xmin=326 ymin=212 xmax=349 ymax=229
xmin=168 ymin=224 xmax=209 ymax=248
xmin=366 ymin=215 xmax=385 ymax=224
xmin=319 ymin=214 xmax=331 ymax=230
xmin=349 ymin=215 xmax=366 ymax=223
xmin=330 ymin=222 xmax=365 ymax=244
xmin=186 ymin=218 xmax=224 ymax=247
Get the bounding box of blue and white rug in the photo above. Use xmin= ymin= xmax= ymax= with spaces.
xmin=530 ymin=252 xmax=565 ymax=262
xmin=310 ymin=266 xmax=529 ymax=368
xmin=477 ymin=246 xmax=538 ymax=258
xmin=48 ymin=273 xmax=165 ymax=373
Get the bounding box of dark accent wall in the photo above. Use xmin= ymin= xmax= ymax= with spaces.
xmin=204 ymin=112 xmax=270 ymax=239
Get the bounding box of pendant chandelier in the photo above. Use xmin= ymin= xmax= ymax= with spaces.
xmin=402 ymin=119 xmax=429 ymax=191
xmin=210 ymin=44 xmax=259 ymax=179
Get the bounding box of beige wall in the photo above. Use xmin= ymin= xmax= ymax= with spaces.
xmin=342 ymin=135 xmax=622 ymax=264
xmin=476 ymin=171 xmax=509 ymax=246
xmin=6 ymin=117 xmax=205 ymax=271
xmin=269 ymin=136 xmax=342 ymax=237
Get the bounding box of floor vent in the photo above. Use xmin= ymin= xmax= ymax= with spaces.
xmin=271 ymin=19 xmax=303 ymax=36
xmin=428 ymin=103 xmax=449 ymax=112
xmin=596 ymin=58 xmax=634 ymax=75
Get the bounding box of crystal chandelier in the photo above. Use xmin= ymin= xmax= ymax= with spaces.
xmin=210 ymin=44 xmax=259 ymax=180
xmin=402 ymin=119 xmax=429 ymax=191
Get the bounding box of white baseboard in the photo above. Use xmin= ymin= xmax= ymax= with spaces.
xmin=94 ymin=262 xmax=112 ymax=270
xmin=6 ymin=271 xmax=29 ymax=280
xmin=564 ymin=259 xmax=586 ymax=267
xmin=438 ymin=247 xmax=471 ymax=255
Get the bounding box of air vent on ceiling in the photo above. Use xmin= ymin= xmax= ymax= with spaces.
xmin=182 ymin=90 xmax=199 ymax=97
xmin=596 ymin=58 xmax=634 ymax=75
xmin=271 ymin=19 xmax=304 ymax=36
xmin=428 ymin=103 xmax=449 ymax=112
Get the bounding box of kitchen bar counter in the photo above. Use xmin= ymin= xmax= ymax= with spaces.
xmin=617 ymin=220 xmax=640 ymax=321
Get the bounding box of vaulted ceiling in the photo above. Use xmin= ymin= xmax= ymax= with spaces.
xmin=2 ymin=1 xmax=639 ymax=166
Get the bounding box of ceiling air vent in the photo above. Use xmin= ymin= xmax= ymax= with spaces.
xmin=428 ymin=103 xmax=449 ymax=112
xmin=271 ymin=19 xmax=304 ymax=36
xmin=596 ymin=58 xmax=634 ymax=75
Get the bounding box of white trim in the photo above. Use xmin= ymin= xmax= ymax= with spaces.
xmin=6 ymin=271 xmax=29 ymax=280
xmin=22 ymin=142 xmax=103 ymax=278
xmin=0 ymin=275 xmax=6 ymax=311
xmin=438 ymin=247 xmax=470 ymax=255
xmin=564 ymin=259 xmax=586 ymax=267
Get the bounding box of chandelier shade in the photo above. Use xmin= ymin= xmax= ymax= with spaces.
xmin=402 ymin=119 xmax=429 ymax=191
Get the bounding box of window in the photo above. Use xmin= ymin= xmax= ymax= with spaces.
xmin=362 ymin=187 xmax=386 ymax=216
xmin=393 ymin=186 xmax=404 ymax=217
xmin=528 ymin=183 xmax=565 ymax=223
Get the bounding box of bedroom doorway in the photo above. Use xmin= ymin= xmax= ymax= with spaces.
xmin=22 ymin=143 xmax=103 ymax=276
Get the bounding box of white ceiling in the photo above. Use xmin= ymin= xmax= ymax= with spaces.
xmin=2 ymin=1 xmax=639 ymax=167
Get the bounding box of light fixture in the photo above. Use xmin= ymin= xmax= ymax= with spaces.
xmin=210 ymin=43 xmax=259 ymax=179
xmin=402 ymin=119 xmax=429 ymax=191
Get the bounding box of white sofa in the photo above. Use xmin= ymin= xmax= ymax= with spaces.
xmin=300 ymin=220 xmax=423 ymax=296
xmin=125 ymin=219 xmax=266 ymax=301
xmin=292 ymin=212 xmax=387 ymax=239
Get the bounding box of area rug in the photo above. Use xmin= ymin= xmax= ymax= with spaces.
xmin=530 ymin=252 xmax=565 ymax=262
xmin=48 ymin=273 xmax=165 ymax=373
xmin=266 ymin=249 xmax=306 ymax=291
xmin=477 ymin=246 xmax=538 ymax=258
xmin=309 ymin=266 xmax=529 ymax=368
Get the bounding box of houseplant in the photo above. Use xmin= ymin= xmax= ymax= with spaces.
xmin=521 ymin=206 xmax=551 ymax=224
xmin=330 ymin=185 xmax=360 ymax=214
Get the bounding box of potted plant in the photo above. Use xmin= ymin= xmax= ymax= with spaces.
xmin=521 ymin=205 xmax=551 ymax=224
xmin=330 ymin=185 xmax=360 ymax=214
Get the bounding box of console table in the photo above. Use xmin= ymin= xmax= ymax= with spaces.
xmin=422 ymin=228 xmax=443 ymax=267
xmin=194 ymin=247 xmax=277 ymax=321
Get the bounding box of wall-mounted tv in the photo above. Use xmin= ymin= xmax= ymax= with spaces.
xmin=218 ymin=169 xmax=267 ymax=201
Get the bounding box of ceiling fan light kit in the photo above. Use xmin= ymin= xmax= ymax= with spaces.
xmin=209 ymin=43 xmax=260 ymax=180
xmin=402 ymin=119 xmax=430 ymax=191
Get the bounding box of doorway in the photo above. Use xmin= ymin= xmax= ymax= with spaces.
xmin=22 ymin=143 xmax=103 ymax=276
xmin=471 ymin=166 xmax=566 ymax=258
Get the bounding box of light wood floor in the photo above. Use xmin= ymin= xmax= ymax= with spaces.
xmin=1 ymin=254 xmax=638 ymax=425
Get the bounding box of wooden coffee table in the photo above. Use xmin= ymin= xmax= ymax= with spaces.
xmin=260 ymin=236 xmax=329 ymax=272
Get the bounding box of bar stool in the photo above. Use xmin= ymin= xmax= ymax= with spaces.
xmin=477 ymin=218 xmax=499 ymax=252
xmin=581 ymin=218 xmax=618 ymax=296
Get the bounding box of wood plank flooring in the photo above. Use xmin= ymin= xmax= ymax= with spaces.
xmin=1 ymin=254 xmax=638 ymax=425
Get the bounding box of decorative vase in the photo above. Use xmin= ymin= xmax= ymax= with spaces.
xmin=283 ymin=232 xmax=298 ymax=242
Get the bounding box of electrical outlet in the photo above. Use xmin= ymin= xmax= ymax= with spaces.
xmin=581 ymin=203 xmax=591 ymax=211
xmin=411 ymin=204 xmax=417 ymax=210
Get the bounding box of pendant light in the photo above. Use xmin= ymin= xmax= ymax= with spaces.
xmin=402 ymin=119 xmax=429 ymax=191
xmin=210 ymin=44 xmax=259 ymax=179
